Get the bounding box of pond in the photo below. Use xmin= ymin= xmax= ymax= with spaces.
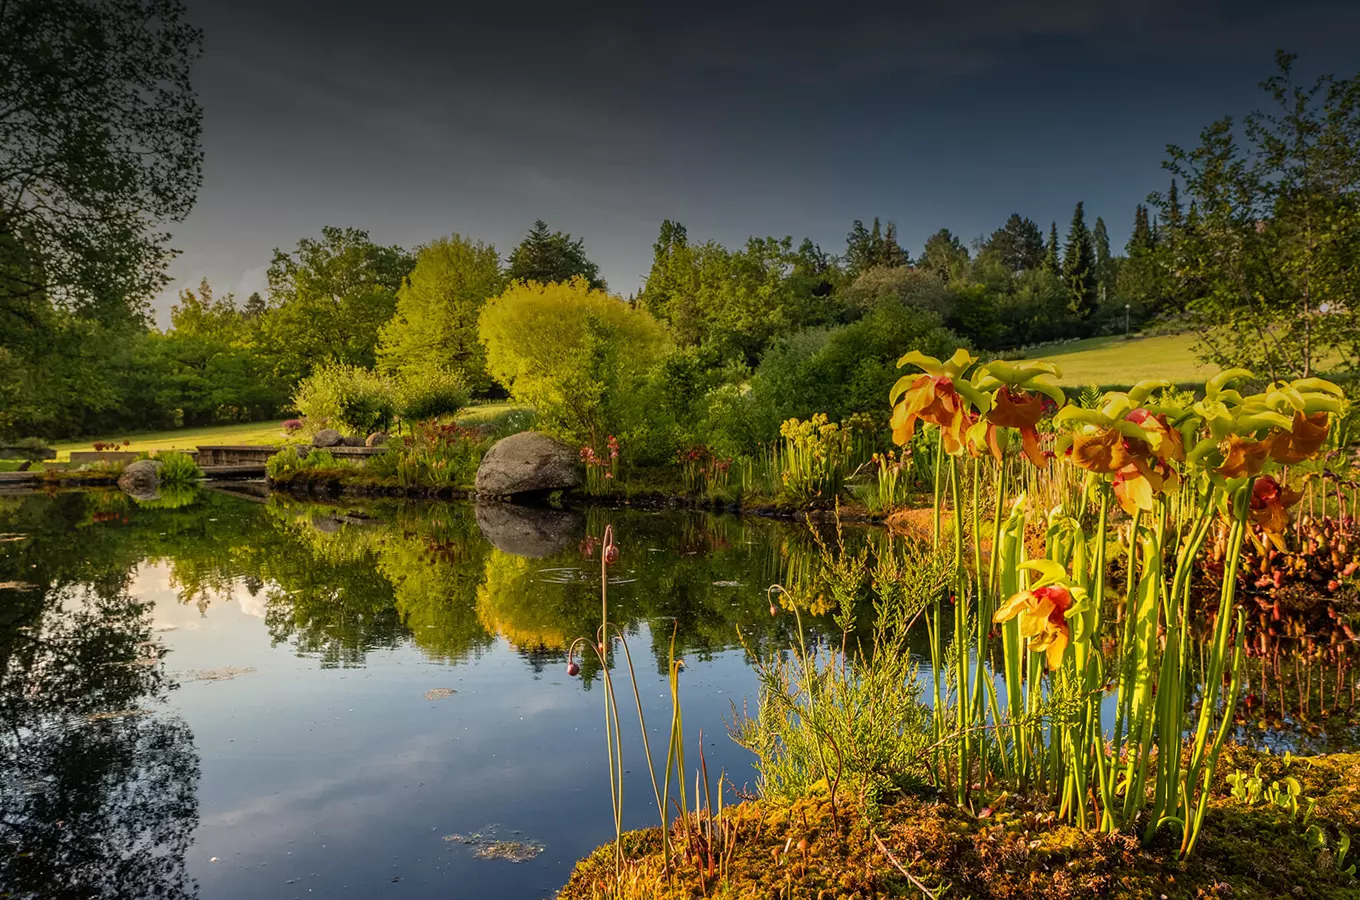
xmin=0 ymin=488 xmax=852 ymax=900
xmin=1 ymin=488 xmax=1355 ymax=899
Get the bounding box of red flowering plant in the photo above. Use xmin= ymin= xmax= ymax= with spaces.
xmin=581 ymin=435 xmax=620 ymax=495
xmin=965 ymin=359 xmax=1066 ymax=467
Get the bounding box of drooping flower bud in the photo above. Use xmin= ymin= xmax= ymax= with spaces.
xmin=567 ymin=661 xmax=580 ymax=677
xmin=604 ymin=544 xmax=619 ymax=565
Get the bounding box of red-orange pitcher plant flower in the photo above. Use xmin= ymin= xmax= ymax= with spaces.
xmin=889 ymin=349 xmax=985 ymax=455
xmin=993 ymin=559 xmax=1088 ymax=671
xmin=1249 ymin=475 xmax=1302 ymax=549
xmin=968 ymin=359 xmax=1066 ymax=466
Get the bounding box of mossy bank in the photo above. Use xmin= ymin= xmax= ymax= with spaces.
xmin=559 ymin=748 xmax=1360 ymax=900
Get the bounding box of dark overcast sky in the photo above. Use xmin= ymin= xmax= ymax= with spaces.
xmin=159 ymin=0 xmax=1360 ymax=320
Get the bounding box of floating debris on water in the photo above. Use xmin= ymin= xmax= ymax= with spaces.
xmin=179 ymin=666 xmax=256 ymax=682
xmin=0 ymin=534 xmax=27 ymax=544
xmin=0 ymin=581 xmax=37 ymax=590
xmin=151 ymin=623 xmax=178 ymax=632
xmin=711 ymin=580 xmax=741 ymax=587
xmin=443 ymin=825 xmax=544 ymax=863
xmin=424 ymin=688 xmax=457 ymax=700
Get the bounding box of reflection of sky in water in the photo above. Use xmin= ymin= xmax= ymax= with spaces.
xmin=136 ymin=562 xmax=762 ymax=900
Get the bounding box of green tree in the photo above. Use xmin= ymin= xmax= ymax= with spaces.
xmin=377 ymin=235 xmax=503 ymax=395
xmin=1160 ymin=52 xmax=1360 ymax=380
xmin=506 ymin=220 xmax=604 ymax=289
xmin=261 ymin=226 xmax=413 ymax=385
xmin=1119 ymin=204 xmax=1168 ymax=318
xmin=1128 ymin=205 xmax=1155 ymax=254
xmin=981 ymin=214 xmax=1046 ymax=272
xmin=638 ymin=220 xmax=702 ymax=343
xmin=148 ymin=280 xmax=288 ymax=425
xmin=844 ymin=217 xmax=909 ymax=276
xmin=0 ymin=0 xmax=203 ymax=326
xmin=479 ymin=278 xmax=669 ymax=446
xmin=917 ymin=229 xmax=970 ymax=283
xmin=843 ymin=267 xmax=949 ymax=317
xmin=639 ymin=226 xmax=841 ymax=362
xmin=1062 ymin=202 xmax=1097 ymax=318
xmin=1092 ymin=216 xmax=1116 ymax=299
xmin=1043 ymin=222 xmax=1061 ymax=275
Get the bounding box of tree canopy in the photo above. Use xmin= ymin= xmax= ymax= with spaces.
xmin=479 ymin=278 xmax=669 ymax=446
xmin=377 ymin=235 xmax=503 ymax=394
xmin=262 ymin=226 xmax=413 ymax=384
xmin=505 ymin=220 xmax=604 ymax=289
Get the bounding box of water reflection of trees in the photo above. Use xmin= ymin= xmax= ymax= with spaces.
xmin=0 ymin=500 xmax=199 ymax=899
xmin=1 ymin=491 xmax=870 ymax=678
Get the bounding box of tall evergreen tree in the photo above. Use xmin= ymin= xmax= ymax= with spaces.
xmin=1165 ymin=179 xmax=1183 ymax=230
xmin=1092 ymin=216 xmax=1114 ymax=297
xmin=506 ymin=220 xmax=604 ymax=289
xmin=1043 ymin=222 xmax=1061 ymax=275
xmin=1127 ymin=205 xmax=1155 ymax=255
xmin=638 ymin=219 xmax=700 ymax=342
xmin=1061 ymin=202 xmax=1097 ymax=318
xmin=984 ymin=213 xmax=1046 ymax=272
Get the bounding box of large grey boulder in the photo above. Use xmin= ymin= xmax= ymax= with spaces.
xmin=365 ymin=431 xmax=391 ymax=447
xmin=475 ymin=431 xmax=582 ymax=497
xmin=312 ymin=428 xmax=343 ymax=448
xmin=117 ymin=459 xmax=162 ymax=498
xmin=475 ymin=503 xmax=583 ymax=558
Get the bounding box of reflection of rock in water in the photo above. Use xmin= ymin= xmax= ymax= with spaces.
xmin=474 ymin=503 xmax=582 ymax=559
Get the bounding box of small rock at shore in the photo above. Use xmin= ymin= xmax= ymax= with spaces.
xmin=312 ymin=428 xmax=343 ymax=448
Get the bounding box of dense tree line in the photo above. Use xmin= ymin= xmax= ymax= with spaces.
xmin=1 ymin=7 xmax=1355 ymax=444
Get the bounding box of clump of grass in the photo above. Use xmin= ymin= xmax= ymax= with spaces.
xmin=732 ymin=521 xmax=949 ymax=816
xmin=154 ymin=451 xmax=202 ymax=487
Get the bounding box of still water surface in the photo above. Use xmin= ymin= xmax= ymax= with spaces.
xmin=2 ymin=488 xmax=1354 ymax=899
xmin=0 ymin=489 xmax=825 ymax=900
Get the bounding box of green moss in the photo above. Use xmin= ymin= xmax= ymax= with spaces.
xmin=560 ymin=751 xmax=1360 ymax=900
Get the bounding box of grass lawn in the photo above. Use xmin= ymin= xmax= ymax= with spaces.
xmin=1024 ymin=333 xmax=1216 ymax=388
xmin=51 ymin=420 xmax=291 ymax=460
xmin=46 ymin=402 xmax=535 ymax=461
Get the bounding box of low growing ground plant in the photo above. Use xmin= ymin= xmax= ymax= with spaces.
xmin=154 ymin=451 xmax=203 ymax=487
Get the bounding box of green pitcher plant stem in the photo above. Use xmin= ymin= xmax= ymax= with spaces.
xmin=886 ymin=350 xmax=1349 ymax=855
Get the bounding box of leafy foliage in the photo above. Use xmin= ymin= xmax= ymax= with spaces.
xmin=479 ymin=278 xmax=669 ymax=446
xmin=1160 ymin=51 xmax=1360 ymax=381
xmin=377 ymin=234 xmax=503 ymax=394
xmin=262 ymin=227 xmax=413 ymax=385
xmin=292 ymin=364 xmax=397 ymax=436
xmin=0 ymin=0 xmax=203 ymax=324
xmin=396 ymin=367 xmax=470 ymax=422
xmin=154 ymin=451 xmax=202 ymax=487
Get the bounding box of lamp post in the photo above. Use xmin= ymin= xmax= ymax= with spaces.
xmin=1124 ymin=303 xmax=1131 ymax=337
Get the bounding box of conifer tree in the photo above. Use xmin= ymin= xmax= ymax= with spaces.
xmin=1062 ymin=202 xmax=1097 ymax=318
xmin=1092 ymin=216 xmax=1114 ymax=296
xmin=506 ymin=220 xmax=604 ymax=289
xmin=1128 ymin=205 xmax=1155 ymax=255
xmin=1043 ymin=222 xmax=1061 ymax=275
